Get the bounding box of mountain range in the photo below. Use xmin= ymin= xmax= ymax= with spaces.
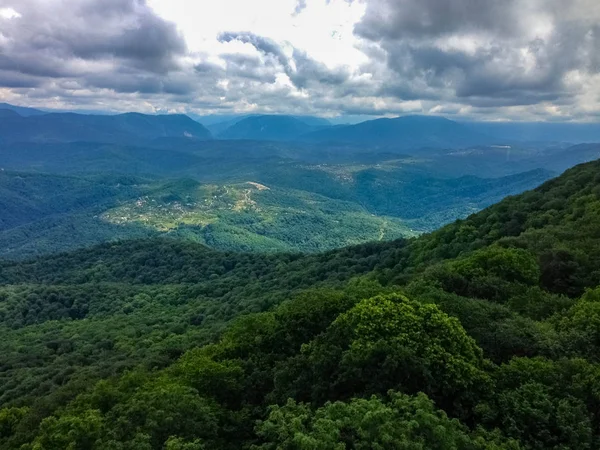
xmin=1 ymin=101 xmax=600 ymax=260
xmin=0 ymin=105 xmax=212 ymax=144
xmin=3 ymin=101 xmax=600 ymax=147
xmin=217 ymin=114 xmax=321 ymax=141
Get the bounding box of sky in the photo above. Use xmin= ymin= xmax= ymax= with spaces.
xmin=0 ymin=0 xmax=598 ymax=121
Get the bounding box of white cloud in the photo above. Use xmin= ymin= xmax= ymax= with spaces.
xmin=147 ymin=0 xmax=367 ymax=68
xmin=0 ymin=7 xmax=21 ymax=19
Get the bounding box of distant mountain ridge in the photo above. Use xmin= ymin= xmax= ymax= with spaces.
xmin=464 ymin=121 xmax=600 ymax=143
xmin=0 ymin=103 xmax=47 ymax=117
xmin=300 ymin=115 xmax=499 ymax=149
xmin=194 ymin=113 xmax=331 ymax=136
xmin=0 ymin=111 xmax=212 ymax=144
xmin=217 ymin=114 xmax=326 ymax=141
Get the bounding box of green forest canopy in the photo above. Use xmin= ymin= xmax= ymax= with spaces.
xmin=1 ymin=160 xmax=600 ymax=448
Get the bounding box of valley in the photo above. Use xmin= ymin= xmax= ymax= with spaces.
xmin=1 ymin=104 xmax=600 ymax=449
xmin=101 ymin=180 xmax=416 ymax=252
xmin=1 ymin=106 xmax=591 ymax=258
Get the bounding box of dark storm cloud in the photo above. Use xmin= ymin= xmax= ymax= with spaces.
xmin=69 ymin=12 xmax=186 ymax=72
xmin=84 ymin=71 xmax=196 ymax=95
xmin=354 ymin=0 xmax=600 ymax=108
xmin=220 ymin=53 xmax=279 ymax=83
xmin=0 ymin=0 xmax=187 ymax=88
xmin=0 ymin=70 xmax=43 ymax=88
xmin=355 ymin=0 xmax=522 ymax=40
xmin=290 ymin=49 xmax=350 ymax=88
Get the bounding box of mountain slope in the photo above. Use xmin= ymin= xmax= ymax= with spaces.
xmin=0 ymin=112 xmax=212 ymax=144
xmin=218 ymin=115 xmax=318 ymax=140
xmin=198 ymin=114 xmax=330 ymax=136
xmin=395 ymin=159 xmax=600 ymax=295
xmin=101 ymin=179 xmax=416 ymax=252
xmin=301 ymin=114 xmax=497 ymax=149
xmin=0 ymin=172 xmax=144 ymax=231
xmin=0 ymin=102 xmax=46 ymax=117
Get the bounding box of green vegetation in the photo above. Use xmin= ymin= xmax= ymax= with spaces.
xmin=0 ymin=160 xmax=600 ymax=448
xmin=102 ymin=180 xmax=415 ymax=252
xmin=0 ymin=155 xmax=551 ymax=258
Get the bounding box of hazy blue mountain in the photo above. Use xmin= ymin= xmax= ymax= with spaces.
xmin=0 ymin=102 xmax=47 ymax=117
xmin=195 ymin=113 xmax=330 ymax=130
xmin=188 ymin=113 xmax=245 ymax=126
xmin=292 ymin=115 xmax=331 ymax=127
xmin=300 ymin=115 xmax=498 ymax=149
xmin=204 ymin=115 xmax=251 ymax=135
xmin=524 ymin=143 xmax=600 ymax=173
xmin=0 ymin=109 xmax=21 ymax=119
xmin=0 ymin=112 xmax=212 ymax=144
xmin=464 ymin=121 xmax=600 ymax=143
xmin=0 ymin=141 xmax=211 ymax=177
xmin=217 ymin=115 xmax=318 ymax=140
xmin=421 ymin=143 xmax=600 ymax=178
xmin=209 ymin=114 xmax=330 ymax=140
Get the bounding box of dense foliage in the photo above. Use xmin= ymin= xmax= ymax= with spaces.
xmin=2 ymin=160 xmax=600 ymax=448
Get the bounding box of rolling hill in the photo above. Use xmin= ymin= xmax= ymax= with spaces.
xmin=0 ymin=163 xmax=553 ymax=258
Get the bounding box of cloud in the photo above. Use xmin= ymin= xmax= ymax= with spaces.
xmin=0 ymin=7 xmax=20 ymax=19
xmin=218 ymin=32 xmax=293 ymax=73
xmin=217 ymin=31 xmax=351 ymax=90
xmin=0 ymin=70 xmax=42 ymax=88
xmin=0 ymin=0 xmax=597 ymax=120
xmin=354 ymin=0 xmax=600 ymax=111
xmin=293 ymin=0 xmax=307 ymax=15
xmin=0 ymin=0 xmax=186 ymax=85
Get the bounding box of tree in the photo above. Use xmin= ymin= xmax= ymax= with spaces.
xmin=493 ymin=383 xmax=592 ymax=450
xmin=254 ymin=392 xmax=519 ymax=450
xmin=31 ymin=409 xmax=104 ymax=450
xmin=556 ymin=288 xmax=600 ymax=361
xmin=0 ymin=407 xmax=29 ymax=439
xmin=273 ymin=294 xmax=490 ymax=416
xmin=477 ymin=357 xmax=599 ymax=450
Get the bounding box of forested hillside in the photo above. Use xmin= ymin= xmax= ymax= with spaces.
xmin=1 ymin=159 xmax=600 ymax=449
xmin=0 ymin=155 xmax=553 ymax=258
